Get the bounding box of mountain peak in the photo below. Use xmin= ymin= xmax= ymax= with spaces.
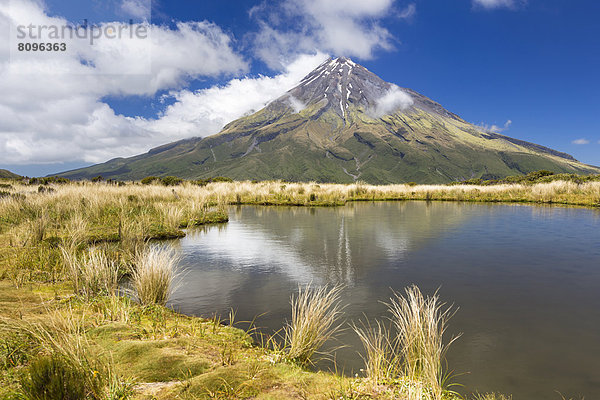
xmin=58 ymin=57 xmax=599 ymax=184
xmin=272 ymin=57 xmax=465 ymax=122
xmin=330 ymin=56 xmax=357 ymax=66
xmin=282 ymin=56 xmax=392 ymax=118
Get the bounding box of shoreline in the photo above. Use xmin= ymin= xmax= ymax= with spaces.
xmin=2 ymin=177 xmax=596 ymax=398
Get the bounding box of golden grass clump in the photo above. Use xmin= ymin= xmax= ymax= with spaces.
xmin=131 ymin=246 xmax=180 ymax=306
xmin=159 ymin=203 xmax=184 ymax=230
xmin=284 ymin=284 xmax=344 ymax=365
xmin=61 ymin=247 xmax=120 ymax=299
xmin=352 ymin=318 xmax=398 ymax=386
xmin=387 ymin=286 xmax=459 ymax=399
xmin=0 ymin=308 xmax=110 ymax=400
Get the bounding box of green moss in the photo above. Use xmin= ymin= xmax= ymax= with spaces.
xmin=110 ymin=340 xmax=210 ymax=382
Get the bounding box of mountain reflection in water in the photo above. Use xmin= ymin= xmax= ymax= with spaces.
xmin=169 ymin=201 xmax=600 ymax=399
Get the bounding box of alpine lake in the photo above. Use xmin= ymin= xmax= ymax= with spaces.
xmin=166 ymin=201 xmax=600 ymax=399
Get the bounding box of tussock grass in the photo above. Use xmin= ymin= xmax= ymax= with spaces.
xmin=387 ymin=286 xmax=460 ymax=399
xmin=352 ymin=318 xmax=399 ymax=385
xmin=1 ymin=308 xmax=110 ymax=399
xmin=352 ymin=287 xmax=459 ymax=399
xmin=0 ymin=178 xmax=569 ymax=399
xmin=89 ymin=293 xmax=136 ymax=325
xmin=0 ymin=277 xmax=473 ymax=400
xmin=131 ymin=246 xmax=180 ymax=306
xmin=61 ymin=247 xmax=120 ymax=299
xmin=0 ymin=181 xmax=228 ymax=246
xmin=29 ymin=207 xmax=48 ymax=244
xmin=64 ymin=213 xmax=88 ymax=247
xmin=284 ymin=284 xmax=344 ymax=365
xmin=159 ymin=202 xmax=184 ymax=231
xmin=190 ymin=179 xmax=600 ymax=208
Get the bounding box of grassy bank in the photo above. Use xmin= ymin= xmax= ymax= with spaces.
xmin=0 ymin=281 xmax=360 ymax=399
xmin=2 ymin=176 xmax=594 ymax=398
xmin=0 ymin=180 xmax=469 ymax=399
xmin=201 ymin=178 xmax=600 ymax=208
xmin=3 ymin=173 xmax=600 ymax=214
xmin=0 ymin=280 xmax=466 ymax=399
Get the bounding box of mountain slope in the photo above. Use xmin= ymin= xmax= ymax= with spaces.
xmin=59 ymin=57 xmax=600 ymax=183
xmin=0 ymin=169 xmax=21 ymax=179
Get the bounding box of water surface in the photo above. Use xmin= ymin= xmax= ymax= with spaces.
xmin=170 ymin=202 xmax=600 ymax=399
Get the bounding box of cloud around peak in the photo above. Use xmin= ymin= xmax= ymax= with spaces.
xmin=368 ymin=85 xmax=414 ymax=118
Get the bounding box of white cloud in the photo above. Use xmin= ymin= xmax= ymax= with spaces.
xmin=0 ymin=0 xmax=248 ymax=165
xmin=139 ymin=53 xmax=328 ymax=140
xmin=250 ymin=0 xmax=401 ymax=69
xmin=472 ymin=0 xmax=524 ymax=10
xmin=285 ymin=95 xmax=307 ymax=113
xmin=120 ymin=0 xmax=150 ymax=19
xmin=0 ymin=0 xmax=413 ymax=169
xmin=572 ymin=138 xmax=590 ymax=145
xmin=369 ymin=84 xmax=414 ymax=118
xmin=399 ymin=3 xmax=416 ymax=19
xmin=479 ymin=119 xmax=512 ymax=133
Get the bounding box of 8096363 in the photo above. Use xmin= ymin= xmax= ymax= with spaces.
xmin=17 ymin=42 xmax=67 ymax=51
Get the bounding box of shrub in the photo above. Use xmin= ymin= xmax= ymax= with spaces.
xmin=38 ymin=185 xmax=55 ymax=193
xmin=160 ymin=176 xmax=183 ymax=186
xmin=29 ymin=177 xmax=69 ymax=185
xmin=0 ymin=330 xmax=35 ymax=370
xmin=526 ymin=170 xmax=554 ymax=181
xmin=140 ymin=176 xmax=159 ymax=185
xmin=91 ymin=176 xmax=103 ymax=183
xmin=193 ymin=176 xmax=233 ymax=186
xmin=107 ymin=180 xmax=126 ymax=186
xmin=53 ymin=177 xmax=70 ymax=184
xmin=210 ymin=176 xmax=233 ymax=182
xmin=21 ymin=355 xmax=88 ymax=400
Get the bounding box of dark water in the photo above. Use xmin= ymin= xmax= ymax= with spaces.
xmin=168 ymin=202 xmax=600 ymax=399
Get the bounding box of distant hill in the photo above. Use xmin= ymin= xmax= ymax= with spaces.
xmin=58 ymin=57 xmax=600 ymax=183
xmin=0 ymin=169 xmax=20 ymax=179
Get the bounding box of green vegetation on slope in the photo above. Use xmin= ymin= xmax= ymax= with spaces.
xmin=54 ymin=60 xmax=600 ymax=184
xmin=55 ymin=108 xmax=600 ymax=184
xmin=455 ymin=169 xmax=600 ymax=185
xmin=0 ymin=169 xmax=21 ymax=180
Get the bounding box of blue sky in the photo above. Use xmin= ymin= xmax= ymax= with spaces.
xmin=1 ymin=0 xmax=599 ymax=176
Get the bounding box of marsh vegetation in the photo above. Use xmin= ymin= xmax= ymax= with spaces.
xmin=1 ymin=175 xmax=597 ymax=398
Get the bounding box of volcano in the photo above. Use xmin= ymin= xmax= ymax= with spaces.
xmin=59 ymin=57 xmax=600 ymax=183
